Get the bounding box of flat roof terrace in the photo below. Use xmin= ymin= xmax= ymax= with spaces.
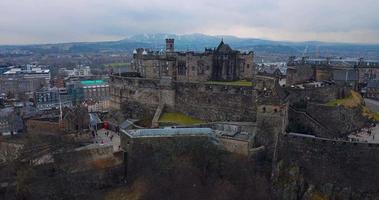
xmin=121 ymin=127 xmax=213 ymax=138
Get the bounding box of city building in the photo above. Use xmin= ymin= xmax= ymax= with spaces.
xmin=51 ymin=77 xmax=65 ymax=88
xmin=366 ymin=80 xmax=379 ymax=100
xmin=60 ymin=65 xmax=91 ymax=78
xmin=286 ymin=57 xmax=379 ymax=89
xmin=0 ymin=64 xmax=51 ymax=95
xmin=83 ymin=99 xmax=110 ymax=113
xmin=34 ymin=87 xmax=72 ymax=111
xmin=0 ymin=107 xmax=24 ymax=136
xmin=3 ymin=64 xmax=50 ymax=83
xmin=67 ymin=79 xmax=110 ymax=106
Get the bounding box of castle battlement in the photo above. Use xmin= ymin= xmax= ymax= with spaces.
xmin=132 ymin=39 xmax=255 ymax=82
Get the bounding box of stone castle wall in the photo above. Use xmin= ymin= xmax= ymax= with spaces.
xmin=109 ymin=76 xmax=160 ymax=115
xmin=110 ymin=76 xmax=257 ymax=122
xmin=277 ymin=133 xmax=379 ymax=194
xmin=287 ymin=107 xmax=330 ymax=136
xmin=238 ymin=54 xmax=254 ymax=80
xmin=288 ymin=102 xmax=369 ymax=138
xmin=287 ymin=86 xmax=349 ymax=104
xmin=175 ymin=53 xmax=213 ymax=82
xmin=306 ymin=103 xmax=368 ymax=137
xmin=175 ymin=82 xmax=256 ymax=122
xmin=256 ymin=104 xmax=288 ymax=159
xmin=26 ymin=119 xmax=65 ymax=135
xmin=286 ymin=65 xmax=314 ymax=85
xmin=218 ymin=137 xmax=249 ymax=156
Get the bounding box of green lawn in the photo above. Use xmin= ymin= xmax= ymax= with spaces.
xmin=205 ymin=80 xmax=253 ymax=87
xmin=158 ymin=112 xmax=205 ymax=125
xmin=106 ymin=63 xmax=129 ymax=68
xmin=326 ymin=96 xmax=353 ymax=107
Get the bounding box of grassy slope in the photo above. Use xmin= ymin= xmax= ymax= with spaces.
xmin=106 ymin=63 xmax=129 ymax=68
xmin=326 ymin=90 xmax=362 ymax=108
xmin=326 ymin=90 xmax=379 ymax=121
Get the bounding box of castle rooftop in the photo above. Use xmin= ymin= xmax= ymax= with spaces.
xmin=121 ymin=127 xmax=213 ymax=138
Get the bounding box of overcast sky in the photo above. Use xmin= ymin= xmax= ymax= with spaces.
xmin=1 ymin=0 xmax=378 ymax=45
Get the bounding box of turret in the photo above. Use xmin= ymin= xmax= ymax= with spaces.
xmin=165 ymin=38 xmax=175 ymax=52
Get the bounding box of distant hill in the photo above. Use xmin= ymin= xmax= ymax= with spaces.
xmin=125 ymin=33 xmax=379 ymax=61
xmin=1 ymin=33 xmax=378 ymax=61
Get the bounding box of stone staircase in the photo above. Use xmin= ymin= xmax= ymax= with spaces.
xmin=152 ymin=103 xmax=165 ymax=128
xmin=289 ymin=106 xmax=334 ymax=134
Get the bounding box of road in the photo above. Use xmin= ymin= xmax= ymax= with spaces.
xmin=365 ymin=98 xmax=379 ymax=113
xmin=346 ymin=98 xmax=379 ymax=143
xmin=349 ymin=125 xmax=379 ymax=144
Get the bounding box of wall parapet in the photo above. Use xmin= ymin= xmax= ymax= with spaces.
xmin=285 ymin=132 xmax=379 ymax=147
xmin=277 ymin=132 xmax=379 ymax=193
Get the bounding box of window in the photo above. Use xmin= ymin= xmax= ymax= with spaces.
xmin=247 ymin=64 xmax=250 ymax=69
xmin=178 ymin=61 xmax=186 ymax=75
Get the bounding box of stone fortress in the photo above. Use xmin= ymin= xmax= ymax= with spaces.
xmin=132 ymin=38 xmax=254 ymax=82
xmin=110 ymin=39 xmax=261 ymax=123
xmin=109 ymin=39 xmax=379 ymax=199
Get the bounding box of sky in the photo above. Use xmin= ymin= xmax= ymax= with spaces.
xmin=0 ymin=0 xmax=379 ymax=45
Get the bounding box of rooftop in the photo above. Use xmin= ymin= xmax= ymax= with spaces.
xmin=289 ymin=57 xmax=379 ymax=68
xmin=80 ymin=80 xmax=104 ymax=85
xmin=3 ymin=66 xmax=50 ymax=75
xmin=122 ymin=127 xmax=213 ymax=138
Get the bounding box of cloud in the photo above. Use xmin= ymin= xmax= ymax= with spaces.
xmin=0 ymin=0 xmax=378 ymax=44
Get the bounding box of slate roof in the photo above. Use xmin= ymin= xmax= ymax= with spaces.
xmin=216 ymin=40 xmax=233 ymax=53
xmin=367 ymin=80 xmax=379 ymax=88
xmin=333 ymin=69 xmax=358 ymax=81
xmin=89 ymin=113 xmax=102 ymax=125
xmin=119 ymin=119 xmax=139 ymax=130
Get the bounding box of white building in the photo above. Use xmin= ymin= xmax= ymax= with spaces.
xmin=0 ymin=65 xmax=51 ymax=94
xmin=61 ymin=65 xmax=91 ymax=78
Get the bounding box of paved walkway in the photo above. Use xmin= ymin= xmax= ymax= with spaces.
xmin=348 ymin=124 xmax=379 ymax=143
xmin=346 ymin=99 xmax=379 ymax=143
xmin=365 ymin=98 xmax=379 ymax=113
xmin=92 ymin=128 xmax=121 ymax=152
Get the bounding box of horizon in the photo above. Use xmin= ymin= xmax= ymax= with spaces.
xmin=2 ymin=32 xmax=379 ymax=47
xmin=0 ymin=0 xmax=378 ymax=45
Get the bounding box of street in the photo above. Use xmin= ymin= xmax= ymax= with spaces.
xmin=365 ymin=98 xmax=379 ymax=113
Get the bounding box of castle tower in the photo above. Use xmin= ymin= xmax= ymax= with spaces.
xmin=165 ymin=38 xmax=175 ymax=52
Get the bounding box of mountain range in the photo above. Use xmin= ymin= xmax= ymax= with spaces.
xmin=1 ymin=33 xmax=378 ymax=61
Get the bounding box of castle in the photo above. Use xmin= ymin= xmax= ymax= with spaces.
xmin=132 ymin=39 xmax=254 ymax=82
xmin=110 ymin=39 xmax=267 ymax=123
xmin=108 ymin=39 xmax=379 ymax=199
